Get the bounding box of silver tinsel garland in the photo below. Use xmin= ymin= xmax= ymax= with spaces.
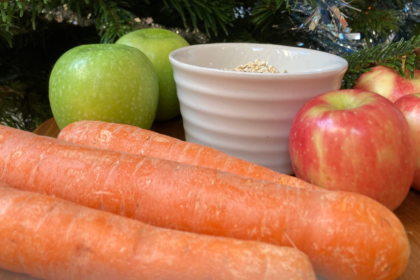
xmin=290 ymin=0 xmax=420 ymax=54
xmin=291 ymin=0 xmax=364 ymax=54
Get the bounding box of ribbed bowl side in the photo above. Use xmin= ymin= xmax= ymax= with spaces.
xmin=171 ymin=58 xmax=345 ymax=174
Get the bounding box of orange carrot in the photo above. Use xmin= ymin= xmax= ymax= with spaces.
xmin=0 ymin=183 xmax=316 ymax=280
xmin=58 ymin=120 xmax=322 ymax=190
xmin=0 ymin=125 xmax=410 ymax=280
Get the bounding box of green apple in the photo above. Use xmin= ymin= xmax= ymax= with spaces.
xmin=49 ymin=44 xmax=159 ymax=130
xmin=116 ymin=28 xmax=189 ymax=121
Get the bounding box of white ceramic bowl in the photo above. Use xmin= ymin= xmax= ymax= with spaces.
xmin=169 ymin=43 xmax=348 ymax=174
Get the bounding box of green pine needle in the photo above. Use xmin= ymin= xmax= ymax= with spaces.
xmin=0 ymin=24 xmax=13 ymax=47
xmin=347 ymin=9 xmax=401 ymax=48
xmin=163 ymin=0 xmax=237 ymax=37
xmin=342 ymin=36 xmax=420 ymax=89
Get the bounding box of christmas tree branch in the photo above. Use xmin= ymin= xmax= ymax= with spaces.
xmin=342 ymin=36 xmax=420 ymax=89
xmin=0 ymin=0 xmax=143 ymax=44
xmin=162 ymin=0 xmax=238 ymax=36
xmin=0 ymin=24 xmax=13 ymax=47
xmin=94 ymin=0 xmax=136 ymax=43
xmin=347 ymin=9 xmax=400 ymax=38
xmin=1 ymin=0 xmax=238 ymax=43
xmin=251 ymin=0 xmax=301 ymax=31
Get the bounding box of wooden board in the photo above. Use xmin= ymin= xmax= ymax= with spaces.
xmin=2 ymin=118 xmax=420 ymax=279
xmin=32 ymin=117 xmax=186 ymax=141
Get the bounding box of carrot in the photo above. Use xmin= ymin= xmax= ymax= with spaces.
xmin=0 ymin=125 xmax=410 ymax=280
xmin=0 ymin=183 xmax=316 ymax=280
xmin=57 ymin=120 xmax=321 ymax=190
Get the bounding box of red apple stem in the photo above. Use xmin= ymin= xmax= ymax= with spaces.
xmin=402 ymin=55 xmax=407 ymax=73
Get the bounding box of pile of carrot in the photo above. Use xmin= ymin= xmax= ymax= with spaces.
xmin=57 ymin=120 xmax=322 ymax=190
xmin=0 ymin=183 xmax=315 ymax=280
xmin=0 ymin=124 xmax=410 ymax=280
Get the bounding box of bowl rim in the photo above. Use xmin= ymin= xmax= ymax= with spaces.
xmin=169 ymin=42 xmax=348 ymax=78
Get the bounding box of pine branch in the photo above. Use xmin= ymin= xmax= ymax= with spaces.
xmin=347 ymin=9 xmax=401 ymax=47
xmin=162 ymin=0 xmax=238 ymax=36
xmin=342 ymin=36 xmax=420 ymax=89
xmin=0 ymin=0 xmax=144 ymax=44
xmin=348 ymin=9 xmax=401 ymax=35
xmin=251 ymin=0 xmax=303 ymax=31
xmin=0 ymin=24 xmax=13 ymax=47
xmin=369 ymin=0 xmax=410 ymax=9
xmin=94 ymin=0 xmax=136 ymax=43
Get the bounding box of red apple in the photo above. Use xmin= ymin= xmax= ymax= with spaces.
xmin=395 ymin=93 xmax=420 ymax=191
xmin=289 ymin=89 xmax=415 ymax=210
xmin=353 ymin=65 xmax=420 ymax=102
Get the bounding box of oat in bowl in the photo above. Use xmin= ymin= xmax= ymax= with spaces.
xmin=225 ymin=59 xmax=280 ymax=73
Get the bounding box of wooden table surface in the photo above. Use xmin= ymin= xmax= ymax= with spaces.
xmin=2 ymin=117 xmax=420 ymax=280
